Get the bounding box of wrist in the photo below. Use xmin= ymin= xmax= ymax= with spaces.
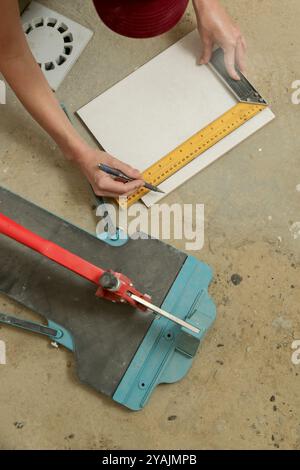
xmin=194 ymin=0 xmax=218 ymax=12
xmin=58 ymin=134 xmax=91 ymax=164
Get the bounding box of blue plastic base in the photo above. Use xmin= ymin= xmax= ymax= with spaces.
xmin=113 ymin=255 xmax=216 ymax=410
xmin=47 ymin=320 xmax=75 ymax=351
xmin=97 ymin=227 xmax=128 ymax=247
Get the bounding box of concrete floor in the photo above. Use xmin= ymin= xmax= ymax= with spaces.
xmin=0 ymin=0 xmax=299 ymax=450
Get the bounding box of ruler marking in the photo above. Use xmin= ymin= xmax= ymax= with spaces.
xmin=120 ymin=102 xmax=266 ymax=207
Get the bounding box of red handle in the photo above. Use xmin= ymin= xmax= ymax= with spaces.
xmin=0 ymin=212 xmax=104 ymax=285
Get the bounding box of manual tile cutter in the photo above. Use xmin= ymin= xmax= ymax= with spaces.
xmin=0 ymin=187 xmax=216 ymax=410
xmin=0 ymin=212 xmax=199 ymax=334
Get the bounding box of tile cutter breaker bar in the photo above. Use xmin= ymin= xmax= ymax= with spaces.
xmin=0 ymin=212 xmax=199 ymax=334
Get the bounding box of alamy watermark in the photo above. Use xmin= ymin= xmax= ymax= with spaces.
xmin=0 ymin=340 xmax=6 ymax=365
xmin=0 ymin=79 xmax=6 ymax=105
xmin=96 ymin=201 xmax=205 ymax=251
xmin=291 ymin=80 xmax=300 ymax=105
xmin=291 ymin=340 xmax=300 ymax=366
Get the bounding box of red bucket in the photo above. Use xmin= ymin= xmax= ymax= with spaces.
xmin=93 ymin=0 xmax=189 ymax=39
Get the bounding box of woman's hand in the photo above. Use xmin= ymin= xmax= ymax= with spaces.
xmin=73 ymin=146 xmax=144 ymax=198
xmin=193 ymin=0 xmax=246 ymax=80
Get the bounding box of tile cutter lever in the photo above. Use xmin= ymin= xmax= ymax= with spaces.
xmin=0 ymin=213 xmax=199 ymax=334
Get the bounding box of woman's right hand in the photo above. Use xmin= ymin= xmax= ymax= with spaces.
xmin=73 ymin=146 xmax=144 ymax=198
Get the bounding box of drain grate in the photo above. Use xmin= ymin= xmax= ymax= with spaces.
xmin=23 ymin=17 xmax=74 ymax=71
xmin=22 ymin=2 xmax=93 ymax=90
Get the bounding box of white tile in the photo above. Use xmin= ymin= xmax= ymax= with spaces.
xmin=77 ymin=30 xmax=275 ymax=207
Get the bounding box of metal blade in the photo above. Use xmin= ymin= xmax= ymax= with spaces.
xmin=0 ymin=312 xmax=58 ymax=337
xmin=131 ymin=294 xmax=200 ymax=334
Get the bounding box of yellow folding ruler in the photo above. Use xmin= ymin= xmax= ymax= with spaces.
xmin=122 ymin=48 xmax=268 ymax=208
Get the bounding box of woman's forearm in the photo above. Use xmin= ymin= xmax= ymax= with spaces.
xmin=0 ymin=0 xmax=87 ymax=162
xmin=0 ymin=41 xmax=143 ymax=197
xmin=0 ymin=0 xmax=155 ymax=197
xmin=0 ymin=49 xmax=87 ymax=161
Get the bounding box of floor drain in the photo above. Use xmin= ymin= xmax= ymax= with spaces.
xmin=22 ymin=1 xmax=93 ymax=90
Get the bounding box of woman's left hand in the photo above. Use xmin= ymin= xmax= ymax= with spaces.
xmin=193 ymin=0 xmax=247 ymax=80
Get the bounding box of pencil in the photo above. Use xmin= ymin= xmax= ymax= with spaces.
xmin=98 ymin=163 xmax=165 ymax=194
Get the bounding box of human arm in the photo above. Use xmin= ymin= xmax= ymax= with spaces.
xmin=0 ymin=0 xmax=143 ymax=197
xmin=193 ymin=0 xmax=247 ymax=80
